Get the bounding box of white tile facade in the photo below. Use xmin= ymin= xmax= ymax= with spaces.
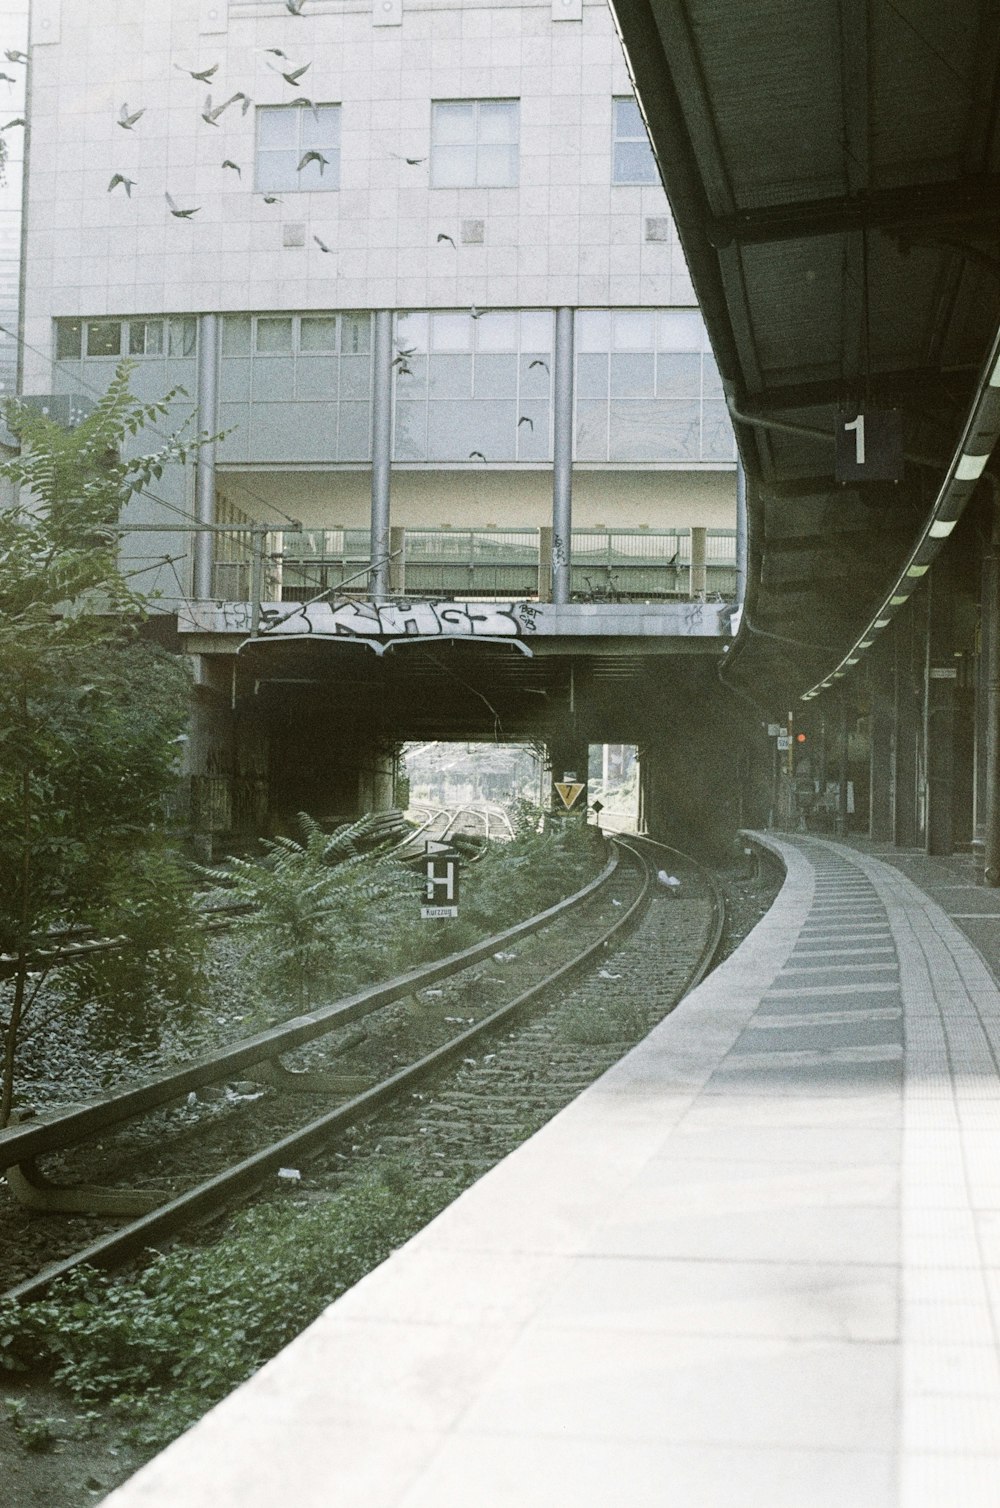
xmin=21 ymin=0 xmax=694 ymax=393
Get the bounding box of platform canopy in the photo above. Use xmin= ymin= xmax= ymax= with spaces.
xmin=612 ymin=0 xmax=1000 ymax=701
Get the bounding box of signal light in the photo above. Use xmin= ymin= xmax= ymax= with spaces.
xmin=795 ymin=732 xmax=807 ymax=743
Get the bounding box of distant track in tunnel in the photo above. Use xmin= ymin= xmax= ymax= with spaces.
xmin=0 ymin=832 xmax=736 ymax=1303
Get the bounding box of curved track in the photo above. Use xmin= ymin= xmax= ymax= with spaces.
xmin=2 ymin=835 xmax=725 ymax=1302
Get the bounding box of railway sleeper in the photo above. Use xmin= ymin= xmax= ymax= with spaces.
xmin=5 ymin=1157 xmax=168 ymax=1217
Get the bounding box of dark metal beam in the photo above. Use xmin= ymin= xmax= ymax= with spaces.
xmin=707 ymin=175 xmax=1000 ymax=249
xmin=747 ymin=366 xmax=975 ymax=413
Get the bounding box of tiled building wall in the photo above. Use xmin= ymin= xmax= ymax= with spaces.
xmin=21 ymin=0 xmax=694 ymax=393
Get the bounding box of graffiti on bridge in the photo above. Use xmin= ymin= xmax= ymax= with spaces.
xmin=257 ymin=598 xmax=539 ymax=644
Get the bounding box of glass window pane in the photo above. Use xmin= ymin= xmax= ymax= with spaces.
xmin=300 ymin=315 xmax=338 ymax=352
xmin=433 ymin=101 xmax=475 ymax=145
xmin=610 ymin=352 xmax=655 ymax=397
xmin=431 ymin=312 xmax=472 ymax=352
xmin=614 ymin=98 xmax=645 ymax=137
xmin=256 ymin=316 xmax=294 ymax=354
xmin=702 ymin=354 xmax=724 ymax=398
xmin=431 ymin=144 xmax=475 ymax=187
xmin=576 ymin=352 xmax=609 ymax=399
xmin=130 ymin=319 xmax=164 ymax=356
xmin=656 ymin=352 xmax=701 ymax=397
xmin=476 ymin=143 xmax=517 ymax=186
xmin=301 ymin=106 xmax=340 ymax=149
xmin=520 ymin=311 xmax=552 ymax=350
xmin=222 ymin=314 xmax=252 ymax=355
xmin=427 ymin=353 xmax=472 ymax=399
xmin=395 ymin=312 xmax=427 ymax=352
xmin=474 ymin=352 xmax=518 ymax=398
xmin=169 ymin=317 xmax=197 ymax=357
xmin=86 ymin=320 xmax=121 ymax=357
xmin=478 ymin=100 xmax=518 ymax=143
xmin=658 ymin=309 xmax=705 ymax=351
xmin=339 ymin=355 xmax=372 ymax=401
xmin=702 ymin=400 xmax=736 ymax=460
xmin=257 ymin=107 xmax=298 ymax=149
xmin=393 ymin=401 xmax=427 ymax=461
xmin=341 ymin=313 xmax=370 ymax=354
xmin=575 ymin=399 xmax=609 ymax=460
xmin=577 ymin=310 xmax=611 ymax=353
xmin=55 ymin=320 xmax=82 ymax=360
xmin=475 ymin=312 xmax=518 ymax=351
xmin=613 ymin=140 xmax=658 ymax=184
xmin=612 ymin=310 xmax=655 ymax=350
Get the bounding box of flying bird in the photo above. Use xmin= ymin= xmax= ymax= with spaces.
xmin=0 ymin=117 xmax=24 ymax=130
xmin=0 ymin=72 xmax=17 ymax=85
xmin=263 ymin=47 xmax=288 ymax=58
xmin=470 ymin=306 xmax=483 ymax=319
xmin=287 ymin=95 xmax=319 ymax=118
xmin=202 ymin=92 xmax=250 ymax=126
xmin=262 ymin=194 xmax=283 ymax=204
xmin=436 ymin=232 xmax=455 ymax=247
xmin=469 ymin=451 xmax=487 ymax=462
xmin=276 ymin=62 xmax=311 ymax=86
xmin=165 ymin=191 xmax=200 ymax=219
xmin=118 ymin=102 xmax=145 ymax=130
xmin=221 ymin=159 xmax=241 ymax=176
xmin=517 ymin=415 xmax=534 ymax=430
xmin=528 ymin=358 xmax=549 ymax=372
xmin=176 ymin=62 xmax=219 ymax=82
xmin=108 ymin=173 xmax=135 ymax=196
xmin=312 ymin=233 xmax=333 ymax=253
xmin=389 ymin=151 xmax=426 ymax=165
xmin=297 ymin=149 xmax=328 ymax=174
xmin=285 ymin=0 xmax=307 ymax=13
xmin=4 ymin=50 xmax=27 ymax=64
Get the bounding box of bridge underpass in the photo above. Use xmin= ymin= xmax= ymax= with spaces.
xmin=179 ymin=600 xmax=749 ymax=854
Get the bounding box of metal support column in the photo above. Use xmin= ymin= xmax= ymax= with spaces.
xmin=868 ymin=642 xmax=893 ymax=842
xmin=925 ymin=567 xmax=956 ymax=856
xmin=983 ymin=504 xmax=1000 ymax=883
xmin=194 ymin=314 xmax=220 ymax=600
xmin=735 ymin=456 xmax=748 ymax=607
xmin=551 ymin=307 xmax=574 ymax=606
xmin=836 ymin=695 xmax=850 ymax=836
xmin=690 ymin=526 xmax=707 ymax=600
xmin=893 ymin=605 xmax=919 ymax=848
xmin=370 ymin=309 xmax=394 ymax=599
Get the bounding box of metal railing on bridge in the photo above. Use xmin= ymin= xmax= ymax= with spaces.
xmin=210 ymin=526 xmax=737 ymax=604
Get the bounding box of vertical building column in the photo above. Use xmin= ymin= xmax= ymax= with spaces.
xmin=983 ymin=504 xmax=1000 ymax=883
xmin=551 ymin=307 xmax=575 ymax=606
xmin=925 ymin=567 xmax=956 ymax=856
xmin=735 ymin=456 xmax=748 ymax=606
xmin=690 ymin=526 xmax=707 ymax=599
xmin=893 ymin=604 xmax=919 ymax=848
xmin=194 ymin=313 xmax=220 ymax=600
xmin=836 ymin=694 xmax=850 ymax=836
xmin=370 ymin=309 xmax=394 ymax=599
xmin=868 ymin=641 xmax=893 ymax=842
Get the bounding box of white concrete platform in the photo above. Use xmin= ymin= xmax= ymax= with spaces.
xmin=104 ymin=834 xmax=1000 ymax=1508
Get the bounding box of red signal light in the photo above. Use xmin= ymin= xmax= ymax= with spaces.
xmin=795 ymin=732 xmax=807 ymax=743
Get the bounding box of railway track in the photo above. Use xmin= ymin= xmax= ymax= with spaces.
xmin=1 ymin=834 xmax=732 ymax=1302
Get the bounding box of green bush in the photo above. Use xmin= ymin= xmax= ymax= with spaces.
xmin=0 ymin=1162 xmax=457 ymax=1446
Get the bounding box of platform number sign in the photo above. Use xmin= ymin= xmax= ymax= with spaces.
xmin=835 ymin=408 xmax=903 ymax=483
xmin=421 ymin=840 xmax=460 ymax=919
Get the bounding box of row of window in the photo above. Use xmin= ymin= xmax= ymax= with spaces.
xmin=255 ymin=95 xmax=656 ymax=193
xmin=57 ymin=308 xmax=708 ymax=363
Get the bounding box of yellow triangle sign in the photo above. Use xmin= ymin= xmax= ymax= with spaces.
xmin=555 ymin=780 xmax=585 ymax=809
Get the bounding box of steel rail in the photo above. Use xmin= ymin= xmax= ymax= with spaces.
xmin=5 ymin=839 xmax=654 ymax=1303
xmin=0 ymin=849 xmax=619 ymax=1171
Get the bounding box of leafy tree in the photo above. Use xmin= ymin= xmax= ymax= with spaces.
xmin=0 ymin=364 xmax=206 ymax=1124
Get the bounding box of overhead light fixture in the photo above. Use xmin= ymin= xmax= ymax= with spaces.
xmin=956 ymin=453 xmax=989 ymax=481
xmin=928 ymin=518 xmax=956 ymax=538
xmin=874 ymin=618 xmax=891 ymax=628
xmin=890 ymin=594 xmax=909 ymax=605
xmin=906 ymin=563 xmax=929 ymax=577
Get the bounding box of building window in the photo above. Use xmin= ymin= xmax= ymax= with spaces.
xmin=129 ymin=318 xmax=165 ymax=356
xmin=612 ymin=97 xmax=659 ymax=185
xmin=55 ymin=319 xmax=83 ymax=360
xmin=85 ymin=320 xmax=122 ymax=358
xmin=430 ymin=100 xmax=519 ymax=188
xmin=255 ymin=104 xmax=341 ymax=193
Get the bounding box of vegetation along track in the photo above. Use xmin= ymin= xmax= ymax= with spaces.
xmin=0 ymin=835 xmax=772 ymax=1301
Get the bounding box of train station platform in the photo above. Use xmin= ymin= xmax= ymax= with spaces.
xmin=104 ymin=833 xmax=1000 ymax=1508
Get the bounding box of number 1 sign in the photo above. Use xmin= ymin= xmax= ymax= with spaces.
xmin=835 ymin=407 xmax=903 ymax=483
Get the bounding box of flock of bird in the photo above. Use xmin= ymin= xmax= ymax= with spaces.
xmin=1 ymin=13 xmax=550 ymax=466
